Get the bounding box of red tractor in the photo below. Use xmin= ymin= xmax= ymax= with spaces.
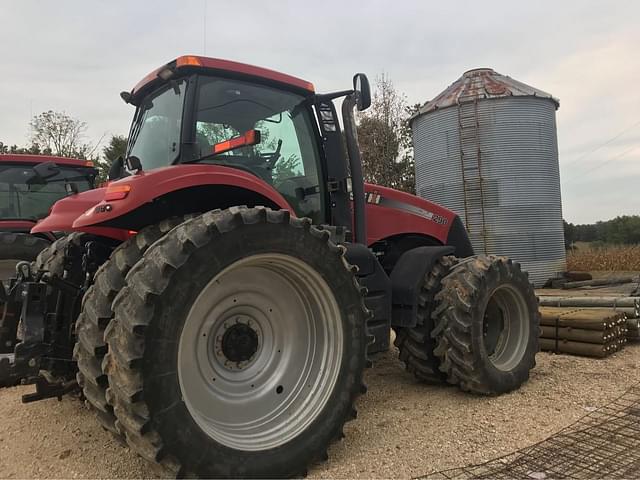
xmin=0 ymin=154 xmax=96 ymax=270
xmin=0 ymin=56 xmax=539 ymax=477
xmin=0 ymin=154 xmax=96 ymax=353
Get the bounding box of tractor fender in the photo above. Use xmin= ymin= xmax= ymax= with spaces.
xmin=73 ymin=164 xmax=292 ymax=230
xmin=31 ymin=187 xmax=130 ymax=241
xmin=390 ymin=245 xmax=455 ymax=328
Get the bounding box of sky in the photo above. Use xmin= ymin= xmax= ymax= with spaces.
xmin=1 ymin=0 xmax=638 ymax=224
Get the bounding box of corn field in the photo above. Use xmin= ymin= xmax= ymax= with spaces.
xmin=567 ymin=244 xmax=640 ymax=271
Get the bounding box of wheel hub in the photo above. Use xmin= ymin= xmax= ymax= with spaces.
xmin=221 ymin=322 xmax=259 ymax=363
xmin=213 ymin=316 xmax=262 ymax=371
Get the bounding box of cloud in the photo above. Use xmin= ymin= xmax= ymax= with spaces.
xmin=0 ymin=0 xmax=638 ymax=224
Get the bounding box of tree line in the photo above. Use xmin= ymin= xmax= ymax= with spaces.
xmin=564 ymin=216 xmax=640 ymax=247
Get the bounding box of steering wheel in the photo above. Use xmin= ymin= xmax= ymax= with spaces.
xmin=254 ymin=139 xmax=283 ymax=169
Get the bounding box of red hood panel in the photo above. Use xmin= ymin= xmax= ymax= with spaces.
xmin=364 ymin=183 xmax=457 ymax=245
xmin=31 ymin=188 xmax=107 ymax=233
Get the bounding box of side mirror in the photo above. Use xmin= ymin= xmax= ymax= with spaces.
xmin=120 ymin=91 xmax=132 ymax=104
xmin=108 ymin=156 xmax=125 ymax=180
xmin=353 ymin=73 xmax=371 ymax=111
xmin=32 ymin=161 xmax=60 ymax=181
xmin=125 ymin=155 xmax=143 ymax=173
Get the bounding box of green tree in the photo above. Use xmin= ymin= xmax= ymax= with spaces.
xmin=29 ymin=110 xmax=96 ymax=158
xmin=0 ymin=141 xmax=51 ymax=155
xmin=96 ymin=134 xmax=127 ymax=183
xmin=569 ymin=215 xmax=640 ymax=245
xmin=356 ymin=74 xmax=415 ymax=193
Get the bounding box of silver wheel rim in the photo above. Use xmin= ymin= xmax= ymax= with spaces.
xmin=178 ymin=253 xmax=344 ymax=451
xmin=482 ymin=285 xmax=530 ymax=371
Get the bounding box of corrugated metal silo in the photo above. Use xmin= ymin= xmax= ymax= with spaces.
xmin=411 ymin=68 xmax=565 ymax=286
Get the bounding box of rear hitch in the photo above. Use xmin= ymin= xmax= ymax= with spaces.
xmin=0 ymin=280 xmax=55 ymax=386
xmin=0 ymin=281 xmax=48 ymax=387
xmin=21 ymin=376 xmax=78 ymax=403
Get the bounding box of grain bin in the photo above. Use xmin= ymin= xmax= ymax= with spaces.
xmin=411 ymin=68 xmax=565 ymax=286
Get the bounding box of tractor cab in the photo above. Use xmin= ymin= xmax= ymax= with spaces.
xmin=111 ymin=55 xmax=369 ymax=237
xmin=125 ymin=70 xmax=324 ymax=223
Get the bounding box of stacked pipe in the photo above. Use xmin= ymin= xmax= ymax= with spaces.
xmin=538 ymin=296 xmax=640 ymax=342
xmin=539 ymin=307 xmax=628 ymax=358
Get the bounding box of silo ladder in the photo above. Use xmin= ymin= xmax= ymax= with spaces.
xmin=457 ymin=95 xmax=488 ymax=254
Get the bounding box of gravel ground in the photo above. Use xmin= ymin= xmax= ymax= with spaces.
xmin=0 ymin=343 xmax=638 ymax=479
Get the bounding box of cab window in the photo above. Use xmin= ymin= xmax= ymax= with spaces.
xmin=128 ymin=81 xmax=186 ymax=171
xmin=193 ymin=76 xmax=324 ymax=223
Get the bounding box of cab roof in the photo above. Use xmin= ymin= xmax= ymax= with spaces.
xmin=130 ymin=55 xmax=315 ymax=104
xmin=0 ymin=154 xmax=94 ymax=168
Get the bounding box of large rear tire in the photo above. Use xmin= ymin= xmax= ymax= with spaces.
xmin=432 ymin=255 xmax=539 ymax=395
xmin=105 ymin=207 xmax=369 ymax=478
xmin=74 ymin=217 xmax=192 ymax=437
xmin=394 ymin=255 xmax=457 ymax=383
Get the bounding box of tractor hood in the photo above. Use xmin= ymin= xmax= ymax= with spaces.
xmin=31 ymin=187 xmax=130 ymax=241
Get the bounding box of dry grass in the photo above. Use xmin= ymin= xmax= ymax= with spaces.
xmin=567 ymin=244 xmax=640 ymax=271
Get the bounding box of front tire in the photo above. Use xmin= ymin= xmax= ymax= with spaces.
xmin=432 ymin=255 xmax=539 ymax=395
xmin=105 ymin=207 xmax=369 ymax=478
xmin=74 ymin=217 xmax=193 ymax=437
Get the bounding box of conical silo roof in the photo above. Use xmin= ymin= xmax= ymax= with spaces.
xmin=412 ymin=68 xmax=559 ymax=119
